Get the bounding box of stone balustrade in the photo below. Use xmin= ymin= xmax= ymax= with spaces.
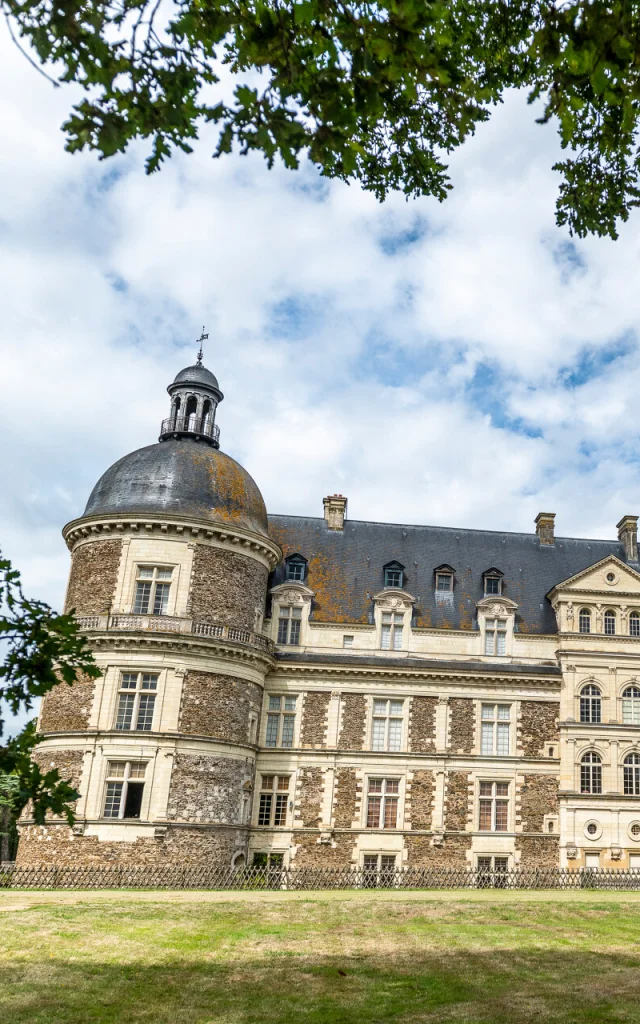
xmin=74 ymin=614 xmax=274 ymax=654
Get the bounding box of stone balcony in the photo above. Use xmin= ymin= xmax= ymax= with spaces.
xmin=75 ymin=614 xmax=274 ymax=655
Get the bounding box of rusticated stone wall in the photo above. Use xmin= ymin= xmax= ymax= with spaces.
xmin=337 ymin=694 xmax=366 ymax=750
xmin=166 ymin=753 xmax=252 ymax=824
xmin=519 ymin=702 xmax=560 ymax=757
xmin=16 ymin=823 xmax=246 ymax=866
xmin=405 ymin=833 xmax=471 ymax=867
xmin=445 ymin=771 xmax=470 ymax=831
xmin=39 ymin=672 xmax=99 ymax=733
xmin=516 ymin=835 xmax=559 ymax=868
xmin=300 ymin=692 xmax=330 ymax=748
xmin=449 ymin=698 xmax=474 ymax=754
xmin=189 ymin=545 xmax=268 ymax=631
xmin=408 ymin=696 xmax=437 ymax=752
xmin=519 ymin=774 xmax=559 ymax=833
xmin=293 ymin=833 xmax=356 ymax=867
xmin=31 ymin=749 xmax=84 ymax=805
xmin=297 ymin=767 xmax=324 ymax=827
xmin=408 ymin=770 xmax=434 ymax=831
xmin=64 ymin=540 xmax=122 ymax=615
xmin=333 ymin=767 xmax=359 ymax=828
xmin=178 ymin=671 xmax=262 ymax=742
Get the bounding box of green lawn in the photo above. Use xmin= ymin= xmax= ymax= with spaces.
xmin=2 ymin=893 xmax=640 ymax=1023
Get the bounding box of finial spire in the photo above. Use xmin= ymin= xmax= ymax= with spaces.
xmin=196 ymin=326 xmax=208 ymax=366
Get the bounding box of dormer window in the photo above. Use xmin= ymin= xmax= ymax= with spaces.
xmin=483 ymin=569 xmax=503 ymax=596
xmin=435 ymin=566 xmax=454 ymax=592
xmin=383 ymin=562 xmax=405 ymax=589
xmin=285 ymin=554 xmax=307 ymax=583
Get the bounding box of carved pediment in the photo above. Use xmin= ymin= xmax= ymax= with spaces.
xmin=548 ymin=555 xmax=640 ymax=600
xmin=476 ymin=595 xmax=518 ymax=615
xmin=372 ymin=588 xmax=415 ymax=610
xmin=270 ymin=581 xmax=315 ymax=604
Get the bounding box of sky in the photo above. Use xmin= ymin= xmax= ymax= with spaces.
xmin=3 ymin=27 xmax=640 ymax=734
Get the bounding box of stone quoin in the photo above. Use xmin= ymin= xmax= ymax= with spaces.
xmin=17 ymin=345 xmax=640 ymax=872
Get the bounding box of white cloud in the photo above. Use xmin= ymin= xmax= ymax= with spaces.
xmin=2 ymin=30 xmax=640 ymax=737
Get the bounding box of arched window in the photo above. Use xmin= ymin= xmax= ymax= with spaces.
xmin=579 ymin=608 xmax=591 ymax=633
xmin=624 ymin=753 xmax=640 ymax=796
xmin=185 ymin=395 xmax=198 ymax=430
xmin=580 ymin=752 xmax=602 ymax=794
xmin=630 ymin=612 xmax=640 ymax=637
xmin=580 ymin=684 xmax=601 ymax=724
xmin=604 ymin=610 xmax=616 ymax=635
xmin=172 ymin=396 xmax=181 ymax=428
xmin=622 ymin=686 xmax=640 ymax=725
xmin=201 ymin=399 xmax=212 ymax=433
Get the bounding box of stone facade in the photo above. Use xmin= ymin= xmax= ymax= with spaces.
xmin=189 ymin=544 xmax=269 ymax=631
xmin=178 ymin=671 xmax=262 ymax=742
xmin=408 ymin=696 xmax=437 ymax=752
xmin=449 ymin=698 xmax=474 ymax=754
xmin=39 ymin=672 xmax=98 ymax=733
xmin=166 ymin=753 xmax=252 ymax=824
xmin=405 ymin=834 xmax=471 ymax=867
xmin=408 ymin=770 xmax=434 ymax=830
xmin=445 ymin=771 xmax=470 ymax=831
xmin=516 ymin=836 xmax=559 ymax=867
xmin=300 ymin=692 xmax=330 ymax=748
xmin=338 ymin=694 xmax=366 ymax=750
xmin=296 ymin=767 xmax=324 ymax=827
xmin=519 ymin=774 xmax=559 ymax=833
xmin=64 ymin=539 xmax=122 ymax=615
xmin=519 ymin=701 xmax=560 ymax=757
xmin=333 ymin=767 xmax=359 ymax=828
xmin=31 ymin=749 xmax=84 ymax=804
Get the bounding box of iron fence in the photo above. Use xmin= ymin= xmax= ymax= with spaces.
xmin=3 ymin=864 xmax=640 ymax=891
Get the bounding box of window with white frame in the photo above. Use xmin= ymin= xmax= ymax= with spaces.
xmin=622 ymin=686 xmax=640 ymax=725
xmin=381 ymin=612 xmax=403 ymax=650
xmin=366 ymin=778 xmax=400 ymax=828
xmin=580 ymin=752 xmax=602 ymax=794
xmin=480 ymin=704 xmax=511 ymax=755
xmin=580 ymin=684 xmax=601 ymax=724
xmin=265 ymin=695 xmax=297 ymax=748
xmin=579 ymin=608 xmax=591 ymax=633
xmin=103 ymin=761 xmax=147 ymax=819
xmin=630 ymin=612 xmax=640 ymax=637
xmin=257 ymin=775 xmax=290 ymax=826
xmin=133 ymin=566 xmax=173 ymax=615
xmin=477 ymin=855 xmax=508 ymax=872
xmin=115 ymin=672 xmax=158 ymax=731
xmin=624 ymin=753 xmax=640 ymax=796
xmin=371 ymin=699 xmax=404 ymax=752
xmin=277 ymin=605 xmax=302 ymax=645
xmin=343 ymin=635 xmax=354 ymax=648
xmin=435 ymin=571 xmax=453 ymax=592
xmin=362 ymin=853 xmax=397 ymax=885
xmin=484 ymin=619 xmax=507 ymax=656
xmin=478 ymin=781 xmax=509 ymax=831
xmin=604 ymin=609 xmax=616 ymax=635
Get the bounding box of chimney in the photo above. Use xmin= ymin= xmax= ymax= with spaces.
xmin=323 ymin=494 xmax=348 ymax=531
xmin=617 ymin=515 xmax=638 ymax=562
xmin=535 ymin=512 xmax=555 ymax=546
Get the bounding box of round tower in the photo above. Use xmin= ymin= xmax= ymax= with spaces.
xmin=17 ymin=347 xmax=281 ymax=867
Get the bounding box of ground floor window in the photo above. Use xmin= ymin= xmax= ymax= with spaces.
xmin=103 ymin=761 xmax=147 ymax=819
xmin=476 ymin=855 xmax=509 ymax=887
xmin=258 ymin=775 xmax=290 ymax=826
xmin=252 ymin=852 xmax=284 ymax=869
xmin=362 ymin=854 xmax=397 ymax=887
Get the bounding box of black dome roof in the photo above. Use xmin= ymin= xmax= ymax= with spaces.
xmin=172 ymin=364 xmax=221 ymax=392
xmin=84 ymin=439 xmax=268 ymax=537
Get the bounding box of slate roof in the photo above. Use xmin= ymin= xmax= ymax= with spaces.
xmin=268 ymin=515 xmax=629 ymax=634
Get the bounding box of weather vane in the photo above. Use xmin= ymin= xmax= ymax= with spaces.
xmin=196 ymin=326 xmax=208 ymax=366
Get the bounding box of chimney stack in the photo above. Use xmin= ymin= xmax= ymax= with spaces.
xmin=535 ymin=512 xmax=555 ymax=546
xmin=617 ymin=515 xmax=638 ymax=563
xmin=323 ymin=494 xmax=347 ymax=531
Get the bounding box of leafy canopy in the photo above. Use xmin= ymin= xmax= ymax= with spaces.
xmin=0 ymin=553 xmax=100 ymax=825
xmin=3 ymin=1 xmax=640 ymax=237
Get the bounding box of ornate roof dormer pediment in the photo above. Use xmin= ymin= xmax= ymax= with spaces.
xmin=372 ymin=588 xmax=416 ymax=611
xmin=547 ymin=555 xmax=640 ymax=601
xmin=270 ymin=581 xmax=315 ymax=604
xmin=476 ymin=595 xmax=518 ymax=616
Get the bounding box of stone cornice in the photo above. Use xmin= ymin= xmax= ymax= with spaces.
xmin=88 ymin=630 xmax=274 ymax=668
xmin=62 ymin=512 xmax=282 ymax=570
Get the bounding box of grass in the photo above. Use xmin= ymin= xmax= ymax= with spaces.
xmin=2 ymin=892 xmax=640 ymax=1022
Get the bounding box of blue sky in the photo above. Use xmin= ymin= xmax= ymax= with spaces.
xmin=3 ymin=31 xmax=640 ymax=734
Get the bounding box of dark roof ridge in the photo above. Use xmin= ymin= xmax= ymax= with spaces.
xmin=268 ymin=512 xmax=621 ymax=547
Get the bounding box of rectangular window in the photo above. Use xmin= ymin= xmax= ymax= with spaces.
xmin=343 ymin=635 xmax=354 ymax=649
xmin=484 ymin=577 xmax=501 ymax=595
xmin=478 ymin=781 xmax=509 ymax=832
xmin=133 ymin=566 xmax=173 ymax=615
xmin=381 ymin=613 xmax=403 ymax=651
xmin=436 ymin=573 xmax=452 ymax=592
xmin=257 ymin=775 xmax=290 ymax=826
xmin=277 ymin=606 xmax=302 ymax=645
xmin=484 ymin=619 xmax=507 ymax=656
xmin=115 ymin=672 xmax=158 ymax=731
xmin=103 ymin=761 xmax=146 ymax=819
xmin=366 ymin=778 xmax=400 ymax=829
xmin=371 ymin=699 xmax=404 ymax=752
xmin=384 ymin=568 xmax=403 ymax=588
xmin=362 ymin=853 xmax=397 ymax=887
xmin=480 ymin=704 xmax=511 ymax=756
xmin=264 ymin=695 xmax=297 ymax=748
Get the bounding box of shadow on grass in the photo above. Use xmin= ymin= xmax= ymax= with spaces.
xmin=2 ymin=949 xmax=640 ymax=1024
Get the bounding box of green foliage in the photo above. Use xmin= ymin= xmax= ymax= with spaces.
xmin=0 ymin=553 xmax=100 ymax=826
xmin=4 ymin=1 xmax=640 ymax=236
xmin=0 ymin=772 xmax=19 ymax=860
